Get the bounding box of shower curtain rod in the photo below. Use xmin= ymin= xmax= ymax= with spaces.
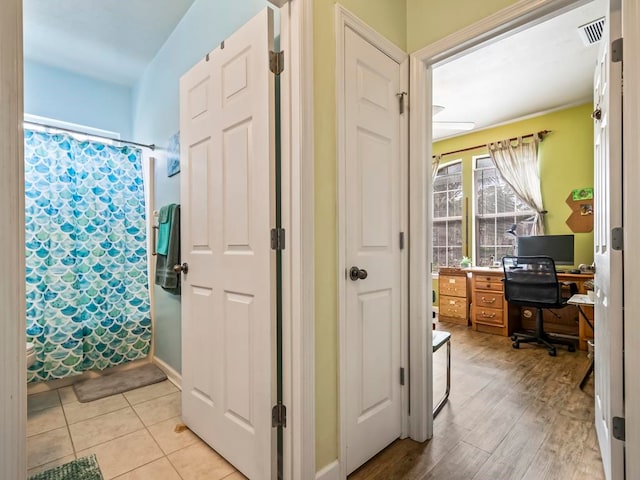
xmin=24 ymin=121 xmax=156 ymax=151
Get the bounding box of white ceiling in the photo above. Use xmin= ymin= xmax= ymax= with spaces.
xmin=23 ymin=0 xmax=604 ymax=122
xmin=23 ymin=0 xmax=197 ymax=86
xmin=432 ymin=1 xmax=605 ymax=140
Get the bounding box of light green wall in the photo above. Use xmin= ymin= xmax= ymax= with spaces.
xmin=433 ymin=103 xmax=595 ymax=268
xmin=406 ymin=0 xmax=518 ymax=52
xmin=314 ymin=0 xmax=584 ymax=470
xmin=313 ymin=0 xmax=407 ymax=469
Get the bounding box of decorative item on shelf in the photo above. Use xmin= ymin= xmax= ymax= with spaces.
xmin=460 ymin=256 xmax=471 ymax=268
xmin=566 ymin=188 xmax=594 ymax=233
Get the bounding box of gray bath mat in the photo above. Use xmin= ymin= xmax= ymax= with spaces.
xmin=73 ymin=363 xmax=167 ymax=403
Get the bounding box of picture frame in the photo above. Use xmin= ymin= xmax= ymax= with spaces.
xmin=167 ymin=131 xmax=180 ymax=177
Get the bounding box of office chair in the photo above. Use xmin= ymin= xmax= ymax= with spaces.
xmin=502 ymin=256 xmax=577 ymax=356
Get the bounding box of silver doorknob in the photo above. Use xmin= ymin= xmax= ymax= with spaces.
xmin=173 ymin=262 xmax=189 ymax=274
xmin=349 ymin=266 xmax=368 ymax=281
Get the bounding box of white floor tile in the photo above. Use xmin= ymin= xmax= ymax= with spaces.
xmin=77 ymin=429 xmax=163 ymax=479
xmin=132 ymin=392 xmax=181 ymax=426
xmin=69 ymin=407 xmax=144 ymax=451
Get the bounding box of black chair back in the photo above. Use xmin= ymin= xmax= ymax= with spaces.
xmin=502 ymin=256 xmax=563 ymax=307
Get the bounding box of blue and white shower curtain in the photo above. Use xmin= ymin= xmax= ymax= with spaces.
xmin=24 ymin=130 xmax=151 ymax=383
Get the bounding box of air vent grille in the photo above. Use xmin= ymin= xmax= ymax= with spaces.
xmin=578 ymin=17 xmax=605 ymax=46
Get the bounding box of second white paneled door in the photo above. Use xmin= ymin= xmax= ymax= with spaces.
xmin=343 ymin=25 xmax=407 ymax=475
xmin=593 ymin=1 xmax=624 ymax=478
xmin=179 ymin=8 xmax=276 ymax=480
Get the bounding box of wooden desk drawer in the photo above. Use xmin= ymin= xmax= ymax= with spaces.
xmin=440 ymin=295 xmax=467 ymax=319
xmin=439 ymin=275 xmax=467 ymax=297
xmin=474 ymin=307 xmax=504 ymax=327
xmin=476 ymin=292 xmax=503 ymax=308
xmin=473 ymin=278 xmax=504 ymax=292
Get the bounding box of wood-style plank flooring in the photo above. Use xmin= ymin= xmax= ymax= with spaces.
xmin=349 ymin=322 xmax=604 ymax=480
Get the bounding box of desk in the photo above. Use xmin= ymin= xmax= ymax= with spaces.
xmin=468 ymin=268 xmax=595 ymax=350
xmin=568 ymin=294 xmax=595 ymax=388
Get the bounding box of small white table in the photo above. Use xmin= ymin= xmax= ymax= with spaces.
xmin=568 ymin=294 xmax=595 ymax=389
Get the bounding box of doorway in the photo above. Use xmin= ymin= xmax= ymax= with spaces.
xmin=412 ymin=0 xmax=625 ymax=478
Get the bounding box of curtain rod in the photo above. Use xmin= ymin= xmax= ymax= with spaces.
xmin=433 ymin=129 xmax=551 ymax=159
xmin=24 ymin=121 xmax=156 ymax=151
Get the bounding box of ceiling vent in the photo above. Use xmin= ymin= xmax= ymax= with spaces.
xmin=577 ymin=17 xmax=605 ymax=46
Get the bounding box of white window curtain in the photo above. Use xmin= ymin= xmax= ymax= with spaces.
xmin=487 ymin=134 xmax=546 ymax=235
xmin=432 ymin=154 xmax=441 ymax=182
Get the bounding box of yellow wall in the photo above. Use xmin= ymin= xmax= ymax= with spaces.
xmin=313 ymin=0 xmax=407 ymax=468
xmin=406 ymin=0 xmax=518 ymax=52
xmin=433 ymin=103 xmax=595 ymax=268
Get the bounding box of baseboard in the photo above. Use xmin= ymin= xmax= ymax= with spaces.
xmin=153 ymin=356 xmax=182 ymax=390
xmin=316 ymin=460 xmax=340 ymax=480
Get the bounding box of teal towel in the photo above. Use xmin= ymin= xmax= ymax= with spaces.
xmin=155 ymin=204 xmax=181 ymax=294
xmin=156 ymin=204 xmax=176 ymax=256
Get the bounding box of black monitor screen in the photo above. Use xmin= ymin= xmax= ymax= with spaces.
xmin=516 ymin=234 xmax=575 ymax=265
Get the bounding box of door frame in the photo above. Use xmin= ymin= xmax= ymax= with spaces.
xmin=335 ymin=6 xmax=410 ymax=478
xmin=0 ymin=1 xmax=318 ymax=479
xmin=409 ymin=0 xmax=625 ymax=442
xmin=278 ymin=0 xmax=317 ymax=478
xmin=624 ymin=0 xmax=640 ymax=476
xmin=409 ymin=0 xmax=640 ymax=464
xmin=0 ymin=0 xmax=26 ymax=479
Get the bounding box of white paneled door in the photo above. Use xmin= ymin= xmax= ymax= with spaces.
xmin=179 ymin=8 xmax=276 ymax=480
xmin=593 ymin=1 xmax=624 ymax=478
xmin=344 ymin=27 xmax=405 ymax=475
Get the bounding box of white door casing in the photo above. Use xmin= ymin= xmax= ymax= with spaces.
xmin=179 ymin=8 xmax=276 ymax=480
xmin=341 ymin=21 xmax=408 ymax=475
xmin=593 ymin=1 xmax=624 ymax=478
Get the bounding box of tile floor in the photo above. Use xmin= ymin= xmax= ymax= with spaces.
xmin=27 ymin=380 xmax=246 ymax=480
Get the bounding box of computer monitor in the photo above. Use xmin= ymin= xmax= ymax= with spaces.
xmin=516 ymin=234 xmax=575 ymax=266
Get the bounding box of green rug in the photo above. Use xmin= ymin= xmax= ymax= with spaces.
xmin=28 ymin=455 xmax=103 ymax=480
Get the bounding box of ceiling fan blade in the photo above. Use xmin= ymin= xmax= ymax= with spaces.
xmin=432 ymin=105 xmax=445 ymax=116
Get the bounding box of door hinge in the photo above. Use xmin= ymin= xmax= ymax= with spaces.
xmin=612 ymin=38 xmax=623 ymax=63
xmin=272 ymin=402 xmax=287 ymax=428
xmin=613 ymin=416 xmax=625 ymax=441
xmin=399 ymin=232 xmax=405 ymax=250
xmin=612 ymin=227 xmax=623 ymax=251
xmin=270 ymin=50 xmax=284 ymax=75
xmin=400 ymin=367 xmax=405 ymax=386
xmin=271 ymin=228 xmax=286 ymax=250
xmin=397 ymin=92 xmax=407 ymax=115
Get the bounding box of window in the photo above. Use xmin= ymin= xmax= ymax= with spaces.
xmin=433 ymin=161 xmax=463 ymax=269
xmin=474 ymin=156 xmax=534 ymax=266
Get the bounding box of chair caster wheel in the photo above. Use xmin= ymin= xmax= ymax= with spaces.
xmin=549 ymin=348 xmax=557 ymax=357
xmin=512 ymin=342 xmax=520 ymax=349
xmin=511 ymin=335 xmax=517 ymax=341
xmin=568 ymin=344 xmax=576 ymax=353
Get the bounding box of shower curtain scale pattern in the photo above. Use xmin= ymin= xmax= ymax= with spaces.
xmin=24 ymin=130 xmax=151 ymax=383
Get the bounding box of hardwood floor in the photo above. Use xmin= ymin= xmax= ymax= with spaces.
xmin=349 ymin=322 xmax=604 ymax=480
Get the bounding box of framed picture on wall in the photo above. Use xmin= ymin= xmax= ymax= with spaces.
xmin=167 ymin=131 xmax=180 ymax=177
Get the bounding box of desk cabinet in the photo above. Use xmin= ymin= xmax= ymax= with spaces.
xmin=468 ymin=268 xmax=594 ymax=350
xmin=470 ymin=269 xmax=513 ymax=336
xmin=438 ymin=270 xmax=469 ymax=325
